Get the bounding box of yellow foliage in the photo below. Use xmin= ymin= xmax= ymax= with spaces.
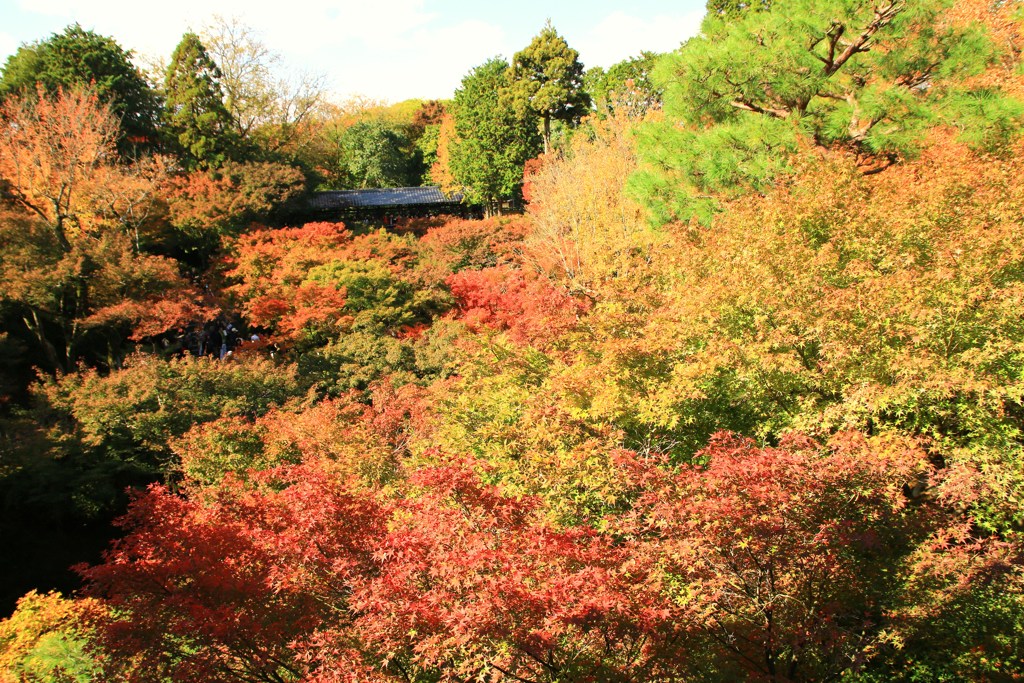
xmin=0 ymin=591 xmax=104 ymax=682
xmin=523 ymin=114 xmax=658 ymax=297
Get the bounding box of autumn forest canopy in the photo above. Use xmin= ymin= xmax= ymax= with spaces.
xmin=2 ymin=1 xmax=1024 ymax=681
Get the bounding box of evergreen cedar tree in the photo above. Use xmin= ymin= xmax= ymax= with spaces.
xmin=447 ymin=22 xmax=589 ymax=206
xmin=0 ymin=24 xmax=160 ymax=152
xmin=1 ymin=0 xmax=1024 ymax=681
xmin=449 ymin=58 xmax=542 ymax=208
xmin=163 ymin=32 xmax=238 ymax=170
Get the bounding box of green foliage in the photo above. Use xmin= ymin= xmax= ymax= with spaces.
xmin=0 ymin=24 xmax=160 ymax=152
xmin=296 ymin=255 xmax=451 ymax=393
xmin=0 ymin=591 xmax=105 ymax=683
xmin=298 ymin=331 xmax=418 ymax=395
xmin=584 ymin=52 xmax=663 ymax=119
xmin=507 ymin=21 xmax=590 ymax=152
xmin=336 ymin=119 xmax=417 ymax=188
xmin=634 ymin=0 xmax=1023 ymax=223
xmin=12 ymin=633 xmax=101 ymax=683
xmin=706 ymin=0 xmax=772 ymax=17
xmin=414 ymin=123 xmax=442 ymax=184
xmin=173 ymin=416 xmax=282 ymax=488
xmin=40 ymin=353 xmax=304 ymax=473
xmin=854 ymin=573 xmax=1024 ymax=682
xmin=410 ymin=317 xmax=465 ymax=379
xmin=306 ymin=259 xmax=422 ymax=333
xmin=941 ymin=87 xmax=1024 ymax=154
xmin=311 ymin=100 xmax=437 ymax=189
xmin=163 ymin=32 xmax=238 ymax=170
xmin=450 ymin=58 xmax=542 ymax=206
xmin=0 ymin=46 xmax=44 ymax=98
xmin=630 ymin=114 xmax=801 ymax=224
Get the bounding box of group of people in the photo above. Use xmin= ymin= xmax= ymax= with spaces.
xmin=178 ymin=320 xmax=263 ymax=360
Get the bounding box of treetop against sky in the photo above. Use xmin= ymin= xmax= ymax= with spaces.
xmin=0 ymin=0 xmax=705 ymax=102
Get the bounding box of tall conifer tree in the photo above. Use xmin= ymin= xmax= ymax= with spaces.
xmin=450 ymin=58 xmax=542 ymax=211
xmin=631 ymin=0 xmax=1024 ymax=224
xmin=507 ymin=21 xmax=590 ymax=154
xmin=163 ymin=32 xmax=236 ymax=170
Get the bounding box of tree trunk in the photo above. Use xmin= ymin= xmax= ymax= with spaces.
xmin=24 ymin=311 xmax=63 ymax=373
xmin=543 ymin=114 xmax=551 ymax=155
xmin=52 ymin=204 xmax=72 ymax=253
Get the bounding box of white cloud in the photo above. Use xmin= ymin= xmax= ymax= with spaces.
xmin=2 ymin=2 xmax=704 ymax=103
xmin=11 ymin=0 xmax=437 ymax=69
xmin=575 ymin=9 xmax=704 ymax=68
xmin=337 ymin=19 xmax=509 ymax=101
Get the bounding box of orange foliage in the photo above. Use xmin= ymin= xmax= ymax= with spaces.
xmin=0 ymin=86 xmax=118 ymax=250
xmin=0 ymin=591 xmax=106 ymax=683
xmin=520 ymin=154 xmax=545 ymax=203
xmin=174 ymin=377 xmax=432 ymax=492
xmin=943 ymin=0 xmax=1024 ymax=96
xmin=165 ymin=160 xmax=306 ymax=235
xmin=418 ymin=216 xmax=528 ymax=272
xmin=0 ymin=86 xmax=168 ymax=249
xmin=224 ymin=222 xmax=354 ymax=344
xmin=429 ymin=112 xmax=458 ymax=193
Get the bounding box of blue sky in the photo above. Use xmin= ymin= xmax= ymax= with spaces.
xmin=0 ymin=0 xmax=707 ymax=102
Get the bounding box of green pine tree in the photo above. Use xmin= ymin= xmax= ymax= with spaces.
xmin=163 ymin=32 xmax=237 ymax=170
xmin=631 ymin=0 xmax=1024 ymax=224
xmin=507 ymin=21 xmax=591 ymax=154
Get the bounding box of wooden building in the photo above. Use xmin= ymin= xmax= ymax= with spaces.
xmin=306 ymin=186 xmax=478 ymax=225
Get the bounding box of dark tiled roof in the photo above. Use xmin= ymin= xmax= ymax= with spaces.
xmin=310 ymin=186 xmax=464 ymax=210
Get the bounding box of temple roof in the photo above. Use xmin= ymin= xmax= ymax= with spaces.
xmin=309 ymin=186 xmax=463 ymax=210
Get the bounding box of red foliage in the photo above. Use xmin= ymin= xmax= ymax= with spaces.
xmin=618 ymin=431 xmax=949 ymax=680
xmin=79 ymin=459 xmax=398 ymax=681
xmin=390 ymin=214 xmax=451 ymax=236
xmin=80 ymin=456 xmax=686 ymax=681
xmin=353 ymin=457 xmax=690 ymax=682
xmin=80 ymin=431 xmax=1003 ymax=681
xmin=77 ymin=480 xmax=352 ymax=681
xmin=446 ymin=266 xmax=590 ymax=345
xmin=521 ymin=154 xmax=546 ymax=204
xmin=251 ymin=283 xmax=351 ymax=339
xmin=419 ymin=216 xmax=528 ymax=271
